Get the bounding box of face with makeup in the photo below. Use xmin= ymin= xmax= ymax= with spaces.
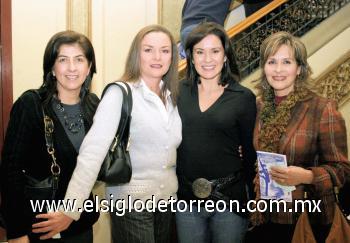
xmin=192 ymin=34 xmax=227 ymax=83
xmin=139 ymin=31 xmax=172 ymax=83
xmin=53 ymin=43 xmax=91 ymax=99
xmin=264 ymin=44 xmax=301 ymax=96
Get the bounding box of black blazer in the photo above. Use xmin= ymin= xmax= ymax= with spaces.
xmin=0 ymin=89 xmax=100 ymax=239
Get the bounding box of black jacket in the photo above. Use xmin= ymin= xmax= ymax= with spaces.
xmin=0 ymin=89 xmax=100 ymax=239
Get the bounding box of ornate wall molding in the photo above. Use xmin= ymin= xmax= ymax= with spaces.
xmin=66 ymin=0 xmax=91 ymax=38
xmin=314 ymin=52 xmax=350 ymax=106
xmin=232 ymin=0 xmax=350 ymax=79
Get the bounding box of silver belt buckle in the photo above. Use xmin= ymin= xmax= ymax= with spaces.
xmin=192 ymin=178 xmax=212 ymax=198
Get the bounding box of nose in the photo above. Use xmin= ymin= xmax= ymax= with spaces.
xmin=204 ymin=52 xmax=211 ymax=62
xmin=68 ymin=59 xmax=77 ymax=71
xmin=275 ymin=62 xmax=282 ymax=73
xmin=153 ymin=50 xmax=161 ymax=60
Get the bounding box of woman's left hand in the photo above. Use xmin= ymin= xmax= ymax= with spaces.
xmin=32 ymin=211 xmax=74 ymax=240
xmin=270 ymin=165 xmax=314 ymax=186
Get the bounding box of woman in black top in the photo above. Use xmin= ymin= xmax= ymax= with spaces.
xmin=176 ymin=22 xmax=257 ymax=243
xmin=0 ymin=31 xmax=99 ymax=243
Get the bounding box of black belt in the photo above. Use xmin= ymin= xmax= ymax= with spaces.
xmin=179 ymin=171 xmax=242 ymax=200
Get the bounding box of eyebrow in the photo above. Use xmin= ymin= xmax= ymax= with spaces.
xmin=57 ymin=54 xmax=85 ymax=58
xmin=268 ymin=57 xmax=294 ymax=60
xmin=142 ymin=44 xmax=170 ymax=48
xmin=194 ymin=47 xmax=222 ymax=50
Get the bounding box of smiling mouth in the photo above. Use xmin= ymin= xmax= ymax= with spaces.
xmin=201 ymin=65 xmax=215 ymax=70
xmin=272 ymin=76 xmax=286 ymax=81
xmin=66 ymin=75 xmax=79 ymax=80
xmin=150 ymin=64 xmax=162 ymax=68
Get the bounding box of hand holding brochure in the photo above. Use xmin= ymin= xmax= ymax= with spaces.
xmin=257 ymin=151 xmax=296 ymax=202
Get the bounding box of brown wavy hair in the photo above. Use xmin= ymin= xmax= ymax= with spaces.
xmin=257 ymin=31 xmax=312 ymax=152
xmin=256 ymin=31 xmax=312 ymax=99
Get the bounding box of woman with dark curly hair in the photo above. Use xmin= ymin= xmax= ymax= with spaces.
xmin=250 ymin=31 xmax=350 ymax=243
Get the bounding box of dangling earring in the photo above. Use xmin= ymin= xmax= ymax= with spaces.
xmin=83 ymin=75 xmax=92 ymax=92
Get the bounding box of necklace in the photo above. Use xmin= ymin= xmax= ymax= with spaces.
xmin=55 ymin=102 xmax=84 ymax=134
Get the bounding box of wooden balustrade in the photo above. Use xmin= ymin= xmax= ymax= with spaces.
xmin=178 ymin=0 xmax=288 ymax=75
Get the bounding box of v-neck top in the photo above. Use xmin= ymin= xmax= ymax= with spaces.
xmin=197 ymin=84 xmax=226 ymax=113
xmin=177 ymin=80 xmax=257 ymax=202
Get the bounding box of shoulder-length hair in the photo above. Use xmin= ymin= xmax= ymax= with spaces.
xmin=120 ymin=25 xmax=179 ymax=105
xmin=40 ymin=30 xmax=97 ymax=123
xmin=257 ymin=31 xmax=312 ymax=97
xmin=41 ymin=30 xmax=96 ymax=104
xmin=184 ymin=22 xmax=240 ymax=87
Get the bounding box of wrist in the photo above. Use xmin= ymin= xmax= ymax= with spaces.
xmin=303 ymin=169 xmax=314 ymax=184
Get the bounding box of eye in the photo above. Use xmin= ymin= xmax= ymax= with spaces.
xmin=76 ymin=57 xmax=86 ymax=62
xmin=213 ymin=49 xmax=220 ymax=54
xmin=144 ymin=48 xmax=152 ymax=53
xmin=267 ymin=60 xmax=275 ymax=65
xmin=57 ymin=57 xmax=67 ymax=63
xmin=162 ymin=49 xmax=170 ymax=54
xmin=195 ymin=50 xmax=203 ymax=55
xmin=283 ymin=60 xmax=292 ymax=64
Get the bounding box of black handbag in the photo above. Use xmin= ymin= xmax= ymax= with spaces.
xmin=98 ymin=81 xmax=133 ymax=185
xmin=23 ymin=90 xmax=60 ymax=201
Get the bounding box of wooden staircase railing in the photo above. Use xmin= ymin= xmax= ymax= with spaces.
xmin=178 ymin=0 xmax=287 ymax=75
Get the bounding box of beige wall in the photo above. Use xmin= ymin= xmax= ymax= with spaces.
xmin=12 ymin=0 xmax=159 ymax=99
xmin=91 ymin=0 xmax=158 ymax=95
xmin=12 ymin=0 xmax=66 ymax=99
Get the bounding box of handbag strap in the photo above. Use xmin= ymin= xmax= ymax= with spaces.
xmin=32 ymin=90 xmax=61 ymax=177
xmin=102 ymin=81 xmax=133 ymax=151
xmin=322 ymin=166 xmax=341 ymax=203
xmin=321 ymin=165 xmax=350 ymax=220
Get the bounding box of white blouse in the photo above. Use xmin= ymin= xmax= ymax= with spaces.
xmin=63 ymin=80 xmax=182 ymax=220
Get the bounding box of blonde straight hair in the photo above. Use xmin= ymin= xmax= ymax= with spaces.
xmin=120 ymin=25 xmax=179 ymax=104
